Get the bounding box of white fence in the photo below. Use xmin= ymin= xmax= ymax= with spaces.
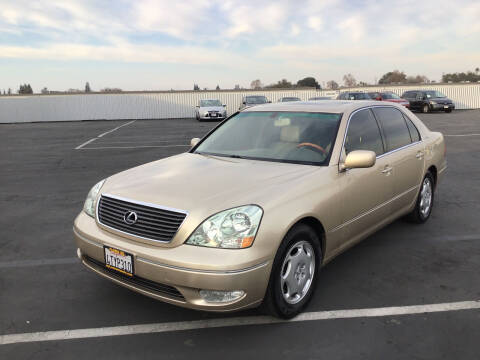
xmin=0 ymin=84 xmax=479 ymax=123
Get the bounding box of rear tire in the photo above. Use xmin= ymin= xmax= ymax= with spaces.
xmin=406 ymin=172 xmax=435 ymax=223
xmin=263 ymin=224 xmax=321 ymax=319
xmin=445 ymin=109 xmax=452 ymax=113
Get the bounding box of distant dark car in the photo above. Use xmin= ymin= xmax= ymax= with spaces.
xmin=368 ymin=91 xmax=410 ymax=108
xmin=239 ymin=95 xmax=270 ymax=110
xmin=401 ymin=90 xmax=454 ymax=113
xmin=337 ymin=92 xmax=370 ymax=100
xmin=278 ymin=97 xmax=301 ymax=102
xmin=308 ymin=96 xmax=331 ymax=100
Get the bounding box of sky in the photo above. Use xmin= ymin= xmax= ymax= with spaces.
xmin=0 ymin=0 xmax=479 ymax=92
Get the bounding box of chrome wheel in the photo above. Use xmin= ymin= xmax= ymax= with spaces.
xmin=419 ymin=178 xmax=433 ymax=218
xmin=280 ymin=240 xmax=315 ymax=304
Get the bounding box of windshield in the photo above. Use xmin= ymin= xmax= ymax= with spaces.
xmin=381 ymin=92 xmax=401 ymax=99
xmin=281 ymin=97 xmax=301 ymax=102
xmin=246 ymin=96 xmax=268 ymax=104
xmin=194 ymin=111 xmax=341 ymax=165
xmin=425 ymin=91 xmax=446 ymax=98
xmin=200 ymin=99 xmax=222 ymax=107
xmin=348 ymin=93 xmax=370 ymax=100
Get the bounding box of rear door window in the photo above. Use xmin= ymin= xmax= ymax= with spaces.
xmin=372 ymin=107 xmax=412 ymax=152
xmin=345 ymin=109 xmax=384 ymax=156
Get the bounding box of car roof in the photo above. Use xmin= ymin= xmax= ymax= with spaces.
xmin=241 ymin=100 xmax=397 ymax=113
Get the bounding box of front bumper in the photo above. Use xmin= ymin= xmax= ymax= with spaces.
xmin=431 ymin=103 xmax=455 ymax=111
xmin=74 ymin=212 xmax=272 ymax=312
xmin=199 ymin=114 xmax=226 ymax=120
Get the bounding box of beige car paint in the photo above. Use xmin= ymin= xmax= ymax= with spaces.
xmin=74 ymin=100 xmax=445 ymax=312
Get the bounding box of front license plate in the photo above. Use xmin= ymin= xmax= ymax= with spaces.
xmin=210 ymin=113 xmax=216 ymax=117
xmin=104 ymin=246 xmax=134 ymax=277
xmin=444 ymin=105 xmax=449 ymax=109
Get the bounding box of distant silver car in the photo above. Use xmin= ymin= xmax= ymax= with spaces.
xmin=195 ymin=99 xmax=227 ymax=121
xmin=239 ymin=95 xmax=270 ymax=110
xmin=279 ymin=97 xmax=301 ymax=102
xmin=309 ymin=96 xmax=331 ymax=100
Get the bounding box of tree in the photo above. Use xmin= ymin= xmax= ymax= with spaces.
xmin=297 ymin=77 xmax=320 ymax=89
xmin=85 ymin=82 xmax=91 ymax=92
xmin=18 ymin=84 xmax=33 ymax=94
xmin=100 ymin=88 xmax=122 ymax=93
xmin=7 ymin=88 xmax=11 ymax=95
xmin=406 ymin=75 xmax=429 ymax=84
xmin=378 ymin=70 xmax=407 ymax=84
xmin=442 ymin=70 xmax=480 ymax=83
xmin=234 ymin=84 xmax=240 ymax=90
xmin=343 ymin=73 xmax=357 ymax=87
xmin=326 ymin=80 xmax=339 ymax=90
xmin=193 ymin=84 xmax=200 ymax=91
xmin=41 ymin=87 xmax=49 ymax=94
xmin=250 ymin=79 xmax=263 ymax=89
xmin=216 ymin=85 xmax=220 ymax=90
xmin=476 ymin=67 xmax=479 ymax=74
xmin=265 ymin=79 xmax=293 ymax=89
xmin=358 ymin=81 xmax=369 ymax=87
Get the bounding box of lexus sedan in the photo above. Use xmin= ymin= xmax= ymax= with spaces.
xmin=195 ymin=99 xmax=227 ymax=121
xmin=74 ymin=101 xmax=446 ymax=318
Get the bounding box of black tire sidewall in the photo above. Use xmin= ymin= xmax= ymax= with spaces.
xmin=423 ymin=104 xmax=429 ymax=113
xmin=266 ymin=224 xmax=322 ymax=319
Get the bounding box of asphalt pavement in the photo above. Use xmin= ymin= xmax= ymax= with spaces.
xmin=1 ymin=110 xmax=479 ymax=359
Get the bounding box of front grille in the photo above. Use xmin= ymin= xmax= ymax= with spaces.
xmin=97 ymin=195 xmax=187 ymax=242
xmin=84 ymin=255 xmax=186 ymax=301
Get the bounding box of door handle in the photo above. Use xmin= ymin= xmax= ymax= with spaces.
xmin=416 ymin=152 xmax=424 ymax=159
xmin=381 ymin=166 xmax=393 ymax=174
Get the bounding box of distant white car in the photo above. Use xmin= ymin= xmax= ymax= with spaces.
xmin=195 ymin=99 xmax=227 ymax=121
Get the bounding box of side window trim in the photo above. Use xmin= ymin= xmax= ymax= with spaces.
xmin=401 ymin=113 xmax=422 ymax=142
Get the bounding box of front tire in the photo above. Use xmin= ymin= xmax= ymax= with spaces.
xmin=407 ymin=172 xmax=435 ymax=223
xmin=445 ymin=108 xmax=452 ymax=113
xmin=422 ymin=104 xmax=430 ymax=113
xmin=263 ymin=224 xmax=321 ymax=319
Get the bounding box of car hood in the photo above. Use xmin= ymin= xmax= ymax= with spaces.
xmin=199 ymin=106 xmax=224 ymax=112
xmin=101 ymin=152 xmax=321 ymax=216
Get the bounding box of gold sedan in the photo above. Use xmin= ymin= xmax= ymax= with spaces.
xmin=74 ymin=101 xmax=446 ymax=318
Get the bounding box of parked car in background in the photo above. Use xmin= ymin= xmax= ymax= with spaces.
xmin=309 ymin=96 xmax=331 ymax=100
xmin=368 ymin=91 xmax=410 ymax=108
xmin=337 ymin=92 xmax=370 ymax=100
xmin=401 ymin=90 xmax=455 ymax=113
xmin=195 ymin=99 xmax=227 ymax=121
xmin=279 ymin=97 xmax=301 ymax=102
xmin=74 ymin=100 xmax=446 ymax=319
xmin=239 ymin=95 xmax=270 ymax=110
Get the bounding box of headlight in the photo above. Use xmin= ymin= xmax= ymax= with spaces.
xmin=429 ymin=100 xmax=436 ymax=105
xmin=83 ymin=179 xmax=105 ymax=217
xmin=204 ymin=112 xmax=209 ymax=116
xmin=185 ymin=205 xmax=263 ymax=248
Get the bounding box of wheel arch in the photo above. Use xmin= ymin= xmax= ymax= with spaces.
xmin=427 ymin=165 xmax=437 ymax=188
xmin=289 ymin=216 xmax=326 ymax=263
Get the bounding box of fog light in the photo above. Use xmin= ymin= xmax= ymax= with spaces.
xmin=199 ymin=290 xmax=245 ymax=303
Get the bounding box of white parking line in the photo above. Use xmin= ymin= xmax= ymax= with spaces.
xmin=74 ymin=121 xmax=136 ymax=149
xmin=444 ymin=133 xmax=480 ymax=137
xmin=1 ymin=300 xmax=479 ymax=345
xmin=79 ymin=144 xmax=190 ymax=150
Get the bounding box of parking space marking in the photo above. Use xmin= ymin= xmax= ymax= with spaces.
xmin=0 ymin=257 xmax=78 ymax=269
xmin=79 ymin=144 xmax=190 ymax=150
xmin=444 ymin=133 xmax=480 ymax=137
xmin=1 ymin=300 xmax=479 ymax=345
xmin=74 ymin=120 xmax=136 ymax=149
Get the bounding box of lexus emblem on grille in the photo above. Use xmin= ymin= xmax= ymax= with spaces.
xmin=123 ymin=211 xmax=138 ymax=225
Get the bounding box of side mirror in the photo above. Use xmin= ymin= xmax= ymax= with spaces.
xmin=190 ymin=138 xmax=200 ymax=147
xmin=242 ymin=101 xmax=246 ymax=105
xmin=223 ymin=104 xmax=226 ymax=107
xmin=340 ymin=150 xmax=376 ymax=171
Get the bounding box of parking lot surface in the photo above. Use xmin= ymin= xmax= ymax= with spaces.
xmin=1 ymin=111 xmax=479 ymax=359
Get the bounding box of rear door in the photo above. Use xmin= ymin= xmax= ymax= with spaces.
xmin=372 ymin=107 xmax=425 ymax=215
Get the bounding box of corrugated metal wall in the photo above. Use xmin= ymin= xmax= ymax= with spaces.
xmin=0 ymin=84 xmax=479 ymax=123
